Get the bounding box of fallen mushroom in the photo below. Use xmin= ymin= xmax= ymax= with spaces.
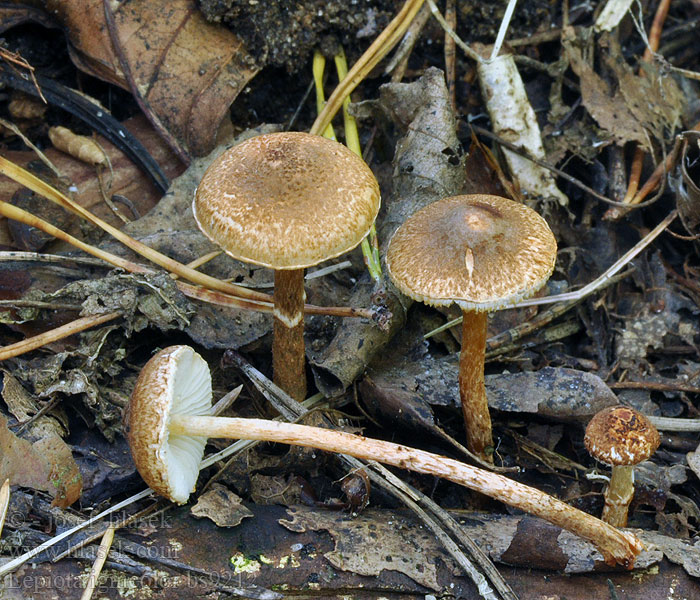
xmin=125 ymin=345 xmax=643 ymax=568
xmin=385 ymin=195 xmax=557 ymax=461
xmin=585 ymin=405 xmax=660 ymax=527
xmin=193 ymin=132 xmax=380 ymax=400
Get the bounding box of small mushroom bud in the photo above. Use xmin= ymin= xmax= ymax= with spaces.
xmin=585 ymin=406 xmax=660 ymax=527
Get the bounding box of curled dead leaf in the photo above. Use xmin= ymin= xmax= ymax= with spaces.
xmin=0 ymin=414 xmax=81 ymax=507
xmin=46 ymin=0 xmax=259 ymax=157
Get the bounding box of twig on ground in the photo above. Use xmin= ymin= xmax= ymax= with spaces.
xmin=644 ymin=416 xmax=700 ymax=432
xmin=0 ymin=489 xmax=154 ymax=577
xmin=0 ymin=311 xmax=122 ymax=361
xmin=0 ymin=480 xmax=10 ymax=538
xmin=80 ymin=526 xmax=115 ymax=600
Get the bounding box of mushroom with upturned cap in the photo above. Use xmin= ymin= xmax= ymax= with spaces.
xmin=386 ymin=194 xmax=557 ymax=461
xmin=125 ymin=345 xmax=643 ymax=567
xmin=193 ymin=132 xmax=380 ymax=400
xmin=584 ymin=405 xmax=660 ymax=527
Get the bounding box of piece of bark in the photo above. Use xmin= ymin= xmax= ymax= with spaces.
xmin=363 ymin=341 xmax=619 ymax=425
xmin=16 ymin=501 xmax=700 ymax=599
xmin=190 ymin=484 xmax=253 ymax=528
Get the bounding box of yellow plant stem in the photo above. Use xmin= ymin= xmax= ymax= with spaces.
xmin=313 ymin=51 xmax=337 ymax=140
xmin=333 ymin=48 xmax=382 ymax=282
xmin=310 ymin=0 xmax=425 ymax=137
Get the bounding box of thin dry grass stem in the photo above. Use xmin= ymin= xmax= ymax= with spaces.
xmin=610 ymin=381 xmax=700 ymax=395
xmin=171 ymin=250 xmax=222 ymax=280
xmin=0 ymin=156 xmax=271 ymax=302
xmin=51 ymin=503 xmax=162 ymax=564
xmin=310 ymin=0 xmax=425 ymax=136
xmin=79 ymin=526 xmax=115 ymax=600
xmin=0 ymin=488 xmax=153 ymax=577
xmin=0 ymin=198 xmax=375 ymax=324
xmin=0 ymin=46 xmax=46 ymax=102
xmin=644 ymin=416 xmax=700 ymax=432
xmin=0 ymin=200 xmax=150 ymax=273
xmin=0 ymin=117 xmax=62 ymax=178
xmin=386 ymin=3 xmax=431 ymax=82
xmin=178 ymin=281 xmax=375 ymax=319
xmin=630 ymin=122 xmax=700 ymax=205
xmin=0 ymin=479 xmax=10 ymax=538
xmin=0 ymin=312 xmax=122 ymax=362
xmin=0 ymin=250 xmax=109 ymax=268
xmin=426 ymin=0 xmax=481 ymax=62
xmin=443 ymin=0 xmax=457 ymax=111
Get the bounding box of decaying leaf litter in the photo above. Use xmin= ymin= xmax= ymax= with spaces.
xmin=0 ymin=0 xmax=700 ymax=597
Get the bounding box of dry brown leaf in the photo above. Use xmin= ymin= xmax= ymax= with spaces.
xmin=46 ymin=0 xmax=259 ymax=157
xmin=562 ymin=28 xmax=683 ymax=151
xmin=190 ymin=483 xmax=253 ymax=527
xmin=0 ymin=414 xmax=81 ymax=507
xmin=563 ymin=28 xmax=650 ymax=149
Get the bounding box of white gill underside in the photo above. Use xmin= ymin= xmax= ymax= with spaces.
xmin=165 ymin=348 xmax=212 ymax=503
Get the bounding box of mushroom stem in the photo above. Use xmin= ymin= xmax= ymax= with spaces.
xmin=168 ymin=414 xmax=642 ymax=568
xmin=459 ymin=310 xmax=494 ymax=462
xmin=273 ymin=269 xmax=307 ymax=401
xmin=601 ymin=465 xmax=635 ymax=527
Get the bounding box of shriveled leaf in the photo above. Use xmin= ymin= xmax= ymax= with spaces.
xmin=191 ymin=484 xmax=253 ymax=527
xmin=280 ymin=507 xmax=455 ymax=590
xmin=562 ymin=28 xmax=683 ymax=150
xmin=0 ymin=414 xmax=81 ymax=507
xmin=1 ymin=372 xmax=67 ymax=441
xmin=46 ymin=0 xmax=259 ymax=156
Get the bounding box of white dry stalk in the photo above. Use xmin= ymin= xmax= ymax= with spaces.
xmin=0 ymin=489 xmax=154 ymax=577
xmin=477 ymin=55 xmax=569 ymax=206
xmin=426 ymin=0 xmax=568 ymax=205
xmin=594 ymin=0 xmax=636 ymax=33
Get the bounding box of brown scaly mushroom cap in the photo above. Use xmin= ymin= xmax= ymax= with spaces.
xmin=386 ymin=195 xmax=557 ymax=311
xmin=193 ymin=131 xmax=381 ymax=270
xmin=584 ymin=406 xmax=660 ymax=466
xmin=125 ymin=346 xmax=212 ymax=504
